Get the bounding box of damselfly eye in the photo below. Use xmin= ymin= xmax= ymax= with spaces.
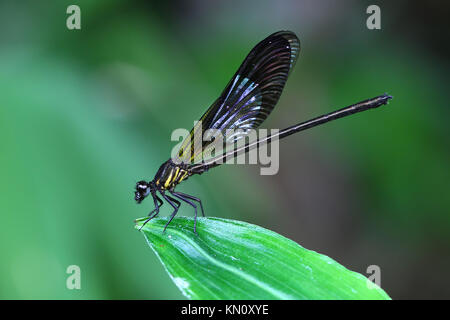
xmin=135 ymin=181 xmax=150 ymax=204
xmin=136 ymin=181 xmax=149 ymax=191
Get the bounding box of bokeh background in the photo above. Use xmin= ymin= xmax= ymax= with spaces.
xmin=0 ymin=0 xmax=449 ymax=299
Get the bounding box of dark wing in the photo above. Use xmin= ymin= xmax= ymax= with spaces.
xmin=174 ymin=31 xmax=300 ymax=165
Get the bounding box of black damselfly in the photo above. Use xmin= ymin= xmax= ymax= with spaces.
xmin=134 ymin=31 xmax=392 ymax=233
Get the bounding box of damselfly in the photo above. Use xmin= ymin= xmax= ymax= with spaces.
xmin=134 ymin=31 xmax=392 ymax=233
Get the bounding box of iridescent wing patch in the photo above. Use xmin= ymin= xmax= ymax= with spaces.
xmin=175 ymin=31 xmax=300 ymax=165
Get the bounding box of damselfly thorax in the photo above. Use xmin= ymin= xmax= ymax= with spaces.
xmin=153 ymin=160 xmax=191 ymax=191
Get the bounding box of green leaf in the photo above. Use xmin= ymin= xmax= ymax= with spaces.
xmin=136 ymin=217 xmax=391 ymax=300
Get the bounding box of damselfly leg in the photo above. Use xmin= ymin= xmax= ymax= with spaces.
xmin=161 ymin=193 xmax=181 ymax=232
xmin=172 ymin=191 xmax=205 ymax=217
xmin=139 ymin=194 xmax=163 ymax=230
xmin=171 ymin=192 xmax=200 ymax=234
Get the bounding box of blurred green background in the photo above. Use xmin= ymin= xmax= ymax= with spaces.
xmin=0 ymin=1 xmax=449 ymax=299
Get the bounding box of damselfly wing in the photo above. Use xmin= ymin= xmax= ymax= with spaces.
xmin=134 ymin=31 xmax=392 ymax=233
xmin=175 ymin=31 xmax=300 ymax=166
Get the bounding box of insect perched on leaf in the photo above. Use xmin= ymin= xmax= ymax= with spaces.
xmin=134 ymin=31 xmax=392 ymax=233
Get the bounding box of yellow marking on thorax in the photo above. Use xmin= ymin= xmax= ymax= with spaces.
xmin=164 ymin=170 xmax=174 ymax=189
xmin=178 ymin=170 xmax=189 ymax=183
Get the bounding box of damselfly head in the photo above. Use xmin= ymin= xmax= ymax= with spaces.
xmin=134 ymin=180 xmax=151 ymax=204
